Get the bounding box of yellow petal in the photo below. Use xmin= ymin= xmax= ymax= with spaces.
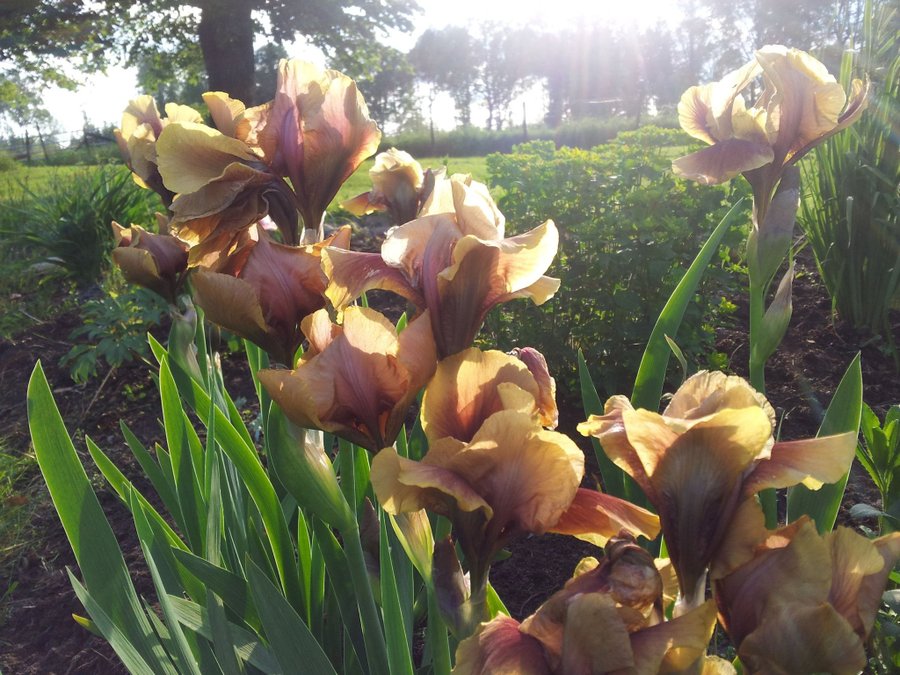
xmin=202 ymin=91 xmax=250 ymax=141
xmin=119 ymin=95 xmax=163 ymax=141
xmin=709 ymin=498 xmax=768 ymax=580
xmin=716 ymin=520 xmax=832 ymax=646
xmin=322 ymin=247 xmax=423 ymax=312
xmin=671 ymin=139 xmax=774 ymax=185
xmin=738 ymin=602 xmax=865 ymax=675
xmin=663 ymin=370 xmax=774 ymax=428
xmin=421 ymin=348 xmax=541 ymax=443
xmin=381 ymin=214 xmax=460 ymax=282
xmin=371 ymin=445 xmax=491 ymax=518
xmin=630 ymin=600 xmax=718 ymax=674
xmin=300 ymin=308 xmax=339 ymax=355
xmin=440 ymin=220 xmax=559 ymax=302
xmin=192 ymin=271 xmax=272 ymax=355
xmin=743 ymin=431 xmax=857 ymax=493
xmin=510 ymin=347 xmax=559 ymax=429
xmin=452 ymin=616 xmax=551 ymax=675
xmin=626 ymin=406 xmax=773 ymax=600
xmin=561 ymin=593 xmax=634 ymax=674
xmin=157 ymin=121 xmax=260 ymax=195
xmin=435 ymin=410 xmax=584 ymax=535
xmin=548 ymin=487 xmax=660 ymax=546
xmin=828 ymin=528 xmax=900 ymax=639
xmin=163 ymin=102 xmax=203 ymax=125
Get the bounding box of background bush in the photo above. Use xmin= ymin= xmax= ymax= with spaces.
xmin=485 ymin=127 xmax=750 ymax=400
xmin=381 ymin=116 xmax=673 ymax=157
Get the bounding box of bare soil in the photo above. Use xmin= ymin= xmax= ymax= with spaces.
xmin=0 ymin=253 xmax=897 ymax=673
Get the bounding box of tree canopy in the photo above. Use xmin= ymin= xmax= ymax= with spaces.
xmin=2 ymin=0 xmax=419 ymax=107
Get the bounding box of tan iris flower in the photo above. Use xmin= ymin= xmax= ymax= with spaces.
xmin=255 ymin=59 xmax=381 ymax=241
xmin=115 ymin=95 xmax=203 ymax=206
xmin=578 ymin=370 xmax=857 ymax=611
xmin=156 ymin=118 xmax=293 ymax=258
xmin=373 ymin=348 xmax=658 ymax=623
xmin=673 ymin=45 xmax=868 ymax=211
xmin=341 ymin=148 xmax=427 ymax=226
xmin=454 ymin=538 xmax=723 ymax=675
xmin=191 ymin=224 xmax=349 ymax=366
xmin=259 ymin=306 xmax=437 ymax=451
xmin=421 ymin=347 xmax=559 ymax=444
xmin=715 ymin=518 xmax=900 ymax=674
xmin=372 ymin=409 xmax=585 ymax=596
xmin=111 ymin=218 xmax=189 ymax=303
xmin=324 ymin=173 xmax=560 ymax=357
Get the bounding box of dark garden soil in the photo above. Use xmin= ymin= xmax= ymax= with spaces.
xmin=0 ymin=251 xmax=897 ymax=674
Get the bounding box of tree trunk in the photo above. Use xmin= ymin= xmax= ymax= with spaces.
xmin=198 ymin=0 xmax=256 ymax=104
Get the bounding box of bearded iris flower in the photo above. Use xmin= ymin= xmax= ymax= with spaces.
xmin=579 ymin=371 xmax=857 ymax=612
xmin=673 ymin=46 xmax=868 ymax=212
xmin=341 ymin=147 xmax=431 ymax=226
xmin=115 ymin=95 xmax=203 ymax=206
xmin=156 ymin=117 xmax=293 ymax=260
xmin=191 ymin=224 xmax=350 ymax=366
xmin=259 ymin=306 xmax=437 ymax=451
xmin=255 ymin=59 xmax=381 ymax=242
xmin=454 ymin=538 xmax=723 ymax=675
xmin=111 ymin=219 xmax=189 ymax=303
xmin=715 ymin=519 xmax=900 ymax=674
xmin=325 ymin=173 xmax=560 ymax=358
xmin=372 ymin=348 xmax=659 ymax=633
xmin=152 ymin=59 xmax=379 ymax=266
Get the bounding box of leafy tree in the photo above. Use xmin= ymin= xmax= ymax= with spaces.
xmin=0 ymin=73 xmax=53 ymax=133
xmin=410 ymin=27 xmax=481 ymax=127
xmin=254 ymin=43 xmax=289 ymax=104
xmin=2 ymin=0 xmax=418 ymax=105
xmin=477 ymin=25 xmax=535 ymax=130
xmin=330 ymin=41 xmax=419 ymax=131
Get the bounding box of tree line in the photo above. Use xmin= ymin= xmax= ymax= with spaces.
xmin=0 ymin=0 xmax=881 ymax=134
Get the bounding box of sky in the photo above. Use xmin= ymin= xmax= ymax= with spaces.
xmin=37 ymin=0 xmax=683 ymax=139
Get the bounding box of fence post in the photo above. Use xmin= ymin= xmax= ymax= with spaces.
xmin=36 ymin=126 xmax=50 ymax=162
xmin=24 ymin=129 xmax=32 ymax=164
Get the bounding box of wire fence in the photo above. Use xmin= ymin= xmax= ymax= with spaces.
xmin=0 ymin=125 xmax=116 ymax=163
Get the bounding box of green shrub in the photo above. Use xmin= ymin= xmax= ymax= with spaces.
xmin=0 ymin=152 xmax=18 ymax=172
xmin=382 ymin=116 xmax=661 ymax=157
xmin=485 ymin=127 xmax=749 ymax=399
xmin=0 ymin=166 xmax=162 ymax=285
xmin=40 ymin=143 xmax=122 ymax=166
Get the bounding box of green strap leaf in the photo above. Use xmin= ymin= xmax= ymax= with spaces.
xmin=578 ymin=349 xmax=625 ymax=498
xmin=787 ymin=353 xmax=863 ymax=532
xmin=67 ymin=573 xmax=161 ymax=675
xmin=379 ymin=511 xmax=415 ymax=675
xmin=631 ymin=199 xmax=745 ymax=410
xmin=247 ymin=561 xmax=338 ymax=675
xmin=27 ymin=362 xmax=168 ymax=670
xmin=168 ymin=596 xmax=280 ymax=674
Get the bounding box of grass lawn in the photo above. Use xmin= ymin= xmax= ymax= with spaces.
xmin=0 ymin=165 xmax=113 ymax=203
xmin=0 ymin=156 xmax=489 ymax=209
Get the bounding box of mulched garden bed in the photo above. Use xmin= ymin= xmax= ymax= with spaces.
xmin=1 ymin=252 xmax=897 ymax=673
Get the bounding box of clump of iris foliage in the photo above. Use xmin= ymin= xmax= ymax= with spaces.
xmin=21 ymin=32 xmax=900 ymax=675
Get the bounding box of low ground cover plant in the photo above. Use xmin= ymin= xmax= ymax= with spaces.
xmin=24 ymin=43 xmax=899 ymax=675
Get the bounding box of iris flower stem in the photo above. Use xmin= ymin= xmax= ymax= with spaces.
xmin=749 ymin=271 xmax=779 ymax=528
xmin=461 ymin=563 xmax=490 ymax=640
xmin=426 ymin=586 xmax=452 ymax=675
xmin=342 ymin=523 xmax=390 ymax=675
